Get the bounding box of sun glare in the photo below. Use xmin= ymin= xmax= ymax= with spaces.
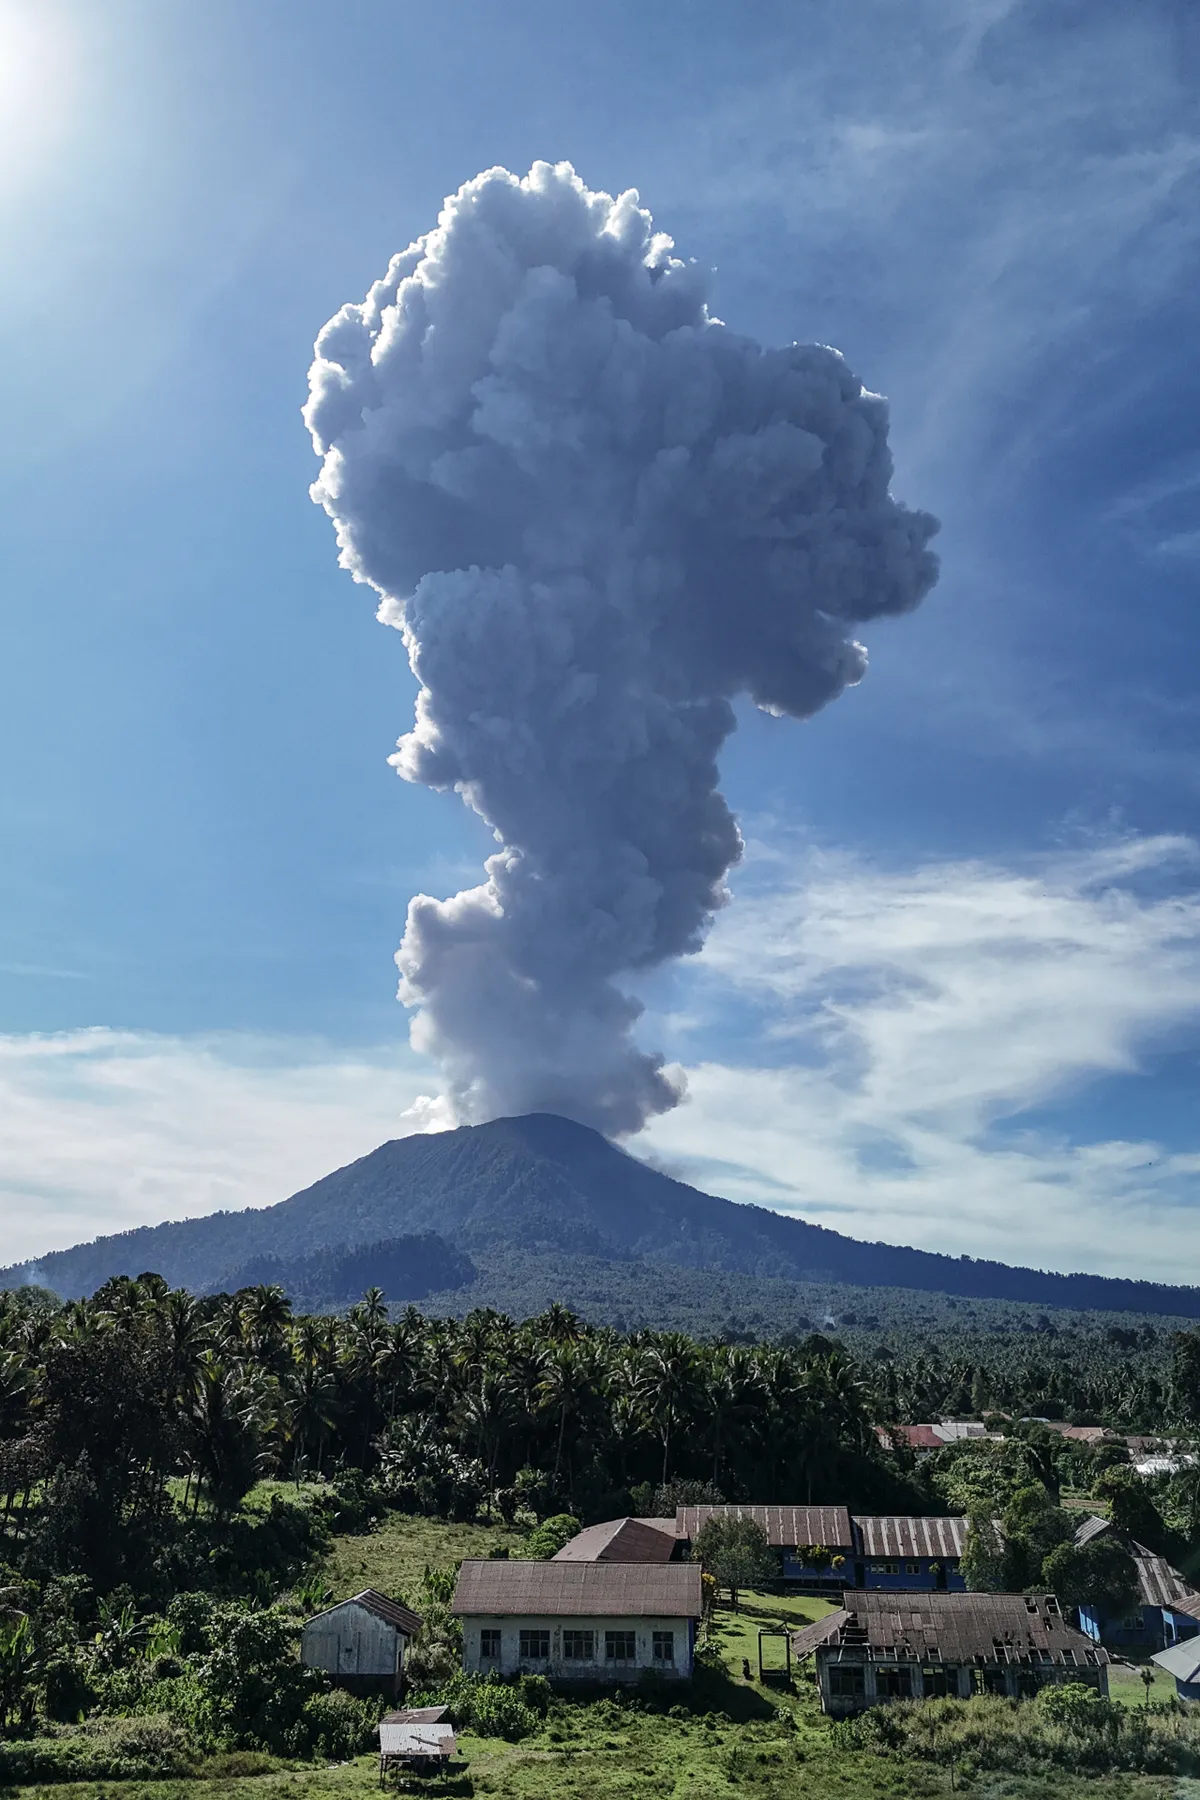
xmin=0 ymin=2 xmax=73 ymax=189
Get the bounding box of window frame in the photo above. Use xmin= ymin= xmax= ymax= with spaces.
xmin=562 ymin=1629 xmax=595 ymax=1662
xmin=480 ymin=1628 xmax=502 ymax=1661
xmin=652 ymin=1630 xmax=675 ymax=1664
xmin=518 ymin=1629 xmax=550 ymax=1662
xmin=605 ymin=1629 xmax=637 ymax=1663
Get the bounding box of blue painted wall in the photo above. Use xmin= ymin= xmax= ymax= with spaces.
xmin=859 ymin=1558 xmax=965 ymax=1592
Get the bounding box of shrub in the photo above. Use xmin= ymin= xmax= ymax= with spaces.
xmin=0 ymin=1715 xmax=193 ymax=1783
xmin=417 ymin=1671 xmax=539 ymax=1741
xmin=294 ymin=1686 xmax=382 ymax=1760
xmin=517 ymin=1514 xmax=580 ymax=1560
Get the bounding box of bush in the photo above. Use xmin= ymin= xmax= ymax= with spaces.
xmin=417 ymin=1671 xmax=539 ymax=1741
xmin=516 ymin=1514 xmax=580 ymax=1560
xmin=0 ymin=1715 xmax=193 ymax=1783
xmin=294 ymin=1687 xmax=382 ymax=1760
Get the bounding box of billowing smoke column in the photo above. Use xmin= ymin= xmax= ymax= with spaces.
xmin=306 ymin=162 xmax=939 ymax=1136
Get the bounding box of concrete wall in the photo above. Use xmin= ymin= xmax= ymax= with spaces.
xmin=815 ymin=1655 xmax=1108 ymax=1715
xmin=460 ymin=1614 xmax=694 ymax=1682
xmin=301 ymin=1602 xmax=403 ymax=1680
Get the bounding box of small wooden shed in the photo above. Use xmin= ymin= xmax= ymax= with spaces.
xmin=301 ymin=1589 xmax=423 ymax=1693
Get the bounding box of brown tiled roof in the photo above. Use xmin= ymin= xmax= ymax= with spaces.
xmin=304 ymin=1590 xmax=423 ymax=1637
xmin=853 ymin=1516 xmax=968 ymax=1559
xmin=451 ymin=1558 xmax=702 ymax=1618
xmin=793 ymin=1590 xmax=1107 ymax=1667
xmin=677 ymin=1505 xmax=853 ymax=1550
xmin=554 ymin=1518 xmax=678 ymax=1563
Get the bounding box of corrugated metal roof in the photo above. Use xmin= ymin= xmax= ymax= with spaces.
xmin=792 ymin=1590 xmax=1107 ymax=1667
xmin=1154 ymin=1640 xmax=1200 ymax=1684
xmin=676 ymin=1505 xmax=853 ymax=1549
xmin=304 ymin=1590 xmax=423 ymax=1637
xmin=1132 ymin=1544 xmax=1199 ymax=1612
xmin=451 ymin=1558 xmax=702 ymax=1618
xmin=378 ymin=1723 xmax=455 ymax=1758
xmin=853 ymin=1516 xmax=969 ymax=1559
xmin=382 ymin=1707 xmax=449 ymax=1725
xmin=554 ymin=1518 xmax=679 ymax=1563
xmin=1074 ymin=1515 xmax=1112 ymax=1548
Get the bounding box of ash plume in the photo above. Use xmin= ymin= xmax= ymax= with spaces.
xmin=306 ymin=162 xmax=939 ymax=1136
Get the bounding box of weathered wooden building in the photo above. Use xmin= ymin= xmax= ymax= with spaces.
xmin=793 ymin=1590 xmax=1108 ymax=1715
xmin=452 ymin=1558 xmax=702 ymax=1682
xmin=300 ymin=1589 xmax=423 ymax=1693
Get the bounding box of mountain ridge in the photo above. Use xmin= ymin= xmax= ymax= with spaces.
xmin=6 ymin=1111 xmax=1199 ymax=1318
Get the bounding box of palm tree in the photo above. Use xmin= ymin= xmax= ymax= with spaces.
xmin=636 ymin=1335 xmax=702 ymax=1486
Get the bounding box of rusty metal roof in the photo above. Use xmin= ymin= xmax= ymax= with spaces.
xmin=853 ymin=1516 xmax=969 ymax=1559
xmin=303 ymin=1590 xmax=423 ymax=1637
xmin=1072 ymin=1519 xmax=1200 ymax=1614
xmin=382 ymin=1707 xmax=449 ymax=1725
xmin=676 ymin=1505 xmax=853 ymax=1549
xmin=554 ymin=1517 xmax=679 ymax=1563
xmin=1074 ymin=1515 xmax=1112 ymax=1548
xmin=792 ymin=1589 xmax=1107 ymax=1667
xmin=451 ymin=1558 xmax=702 ymax=1618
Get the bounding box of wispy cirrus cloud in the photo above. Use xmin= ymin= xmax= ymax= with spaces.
xmin=641 ymin=833 xmax=1200 ymax=1282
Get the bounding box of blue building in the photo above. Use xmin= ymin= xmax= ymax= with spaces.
xmin=673 ymin=1506 xmax=971 ymax=1594
xmin=1152 ymin=1639 xmax=1200 ymax=1700
xmin=675 ymin=1504 xmax=855 ymax=1592
xmin=1071 ymin=1517 xmax=1200 ymax=1652
xmin=851 ymin=1515 xmax=969 ymax=1591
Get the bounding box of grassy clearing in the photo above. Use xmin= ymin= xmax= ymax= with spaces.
xmin=1107 ymin=1660 xmax=1178 ymax=1709
xmin=321 ymin=1512 xmax=529 ymax=1604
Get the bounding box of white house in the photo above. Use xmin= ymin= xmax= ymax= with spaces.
xmin=300 ymin=1589 xmax=423 ymax=1692
xmin=451 ymin=1558 xmax=702 ymax=1682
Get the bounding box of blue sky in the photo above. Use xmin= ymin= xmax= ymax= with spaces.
xmin=3 ymin=0 xmax=1200 ymax=1278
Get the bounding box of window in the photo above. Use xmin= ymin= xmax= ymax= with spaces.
xmin=605 ymin=1630 xmax=636 ymax=1662
xmin=1015 ymin=1669 xmax=1044 ymax=1699
xmin=875 ymin=1667 xmax=911 ymax=1699
xmin=973 ymin=1668 xmax=1008 ymax=1696
xmin=880 ymin=1561 xmax=900 ymax=1576
xmin=828 ymin=1665 xmax=866 ymax=1698
xmin=519 ymin=1630 xmax=549 ymax=1662
xmin=652 ymin=1631 xmax=675 ymax=1664
xmin=921 ymin=1667 xmax=955 ymax=1699
xmin=563 ymin=1630 xmax=595 ymax=1661
xmin=480 ymin=1629 xmax=501 ymax=1661
xmin=906 ymin=1562 xmax=921 ymax=1576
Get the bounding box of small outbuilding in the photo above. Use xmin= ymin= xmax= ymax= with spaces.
xmin=452 ymin=1557 xmax=702 ymax=1682
xmin=301 ymin=1589 xmax=423 ymax=1694
xmin=793 ymin=1589 xmax=1108 ymax=1715
xmin=379 ymin=1705 xmax=456 ymax=1778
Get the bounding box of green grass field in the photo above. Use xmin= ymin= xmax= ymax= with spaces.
xmin=321 ymin=1510 xmax=529 ymax=1604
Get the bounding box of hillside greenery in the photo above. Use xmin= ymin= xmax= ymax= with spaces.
xmin=3 ymin=1274 xmax=1200 ymax=1790
xmin=9 ymin=1113 xmax=1200 ymax=1324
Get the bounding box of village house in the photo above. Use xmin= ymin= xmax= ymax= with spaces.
xmin=300 ymin=1590 xmax=423 ymax=1694
xmin=451 ymin=1558 xmax=702 ymax=1682
xmin=676 ymin=1504 xmax=854 ymax=1589
xmin=1071 ymin=1516 xmax=1200 ymax=1651
xmin=875 ymin=1422 xmax=991 ymax=1455
xmin=673 ymin=1505 xmax=969 ymax=1592
xmin=793 ymin=1590 xmax=1108 ymax=1715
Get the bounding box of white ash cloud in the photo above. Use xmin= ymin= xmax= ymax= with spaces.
xmin=305 ymin=161 xmax=938 ymax=1134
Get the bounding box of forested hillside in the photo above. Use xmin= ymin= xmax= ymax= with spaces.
xmin=8 ymin=1113 xmax=1200 ymax=1320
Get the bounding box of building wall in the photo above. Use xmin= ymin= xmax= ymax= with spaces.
xmin=460 ymin=1613 xmax=695 ymax=1682
xmin=780 ymin=1551 xmax=850 ymax=1586
xmin=815 ymin=1655 xmax=1107 ymax=1715
xmin=858 ymin=1557 xmax=964 ymax=1592
xmin=1079 ymin=1605 xmax=1164 ymax=1651
xmin=301 ymin=1603 xmax=403 ymax=1680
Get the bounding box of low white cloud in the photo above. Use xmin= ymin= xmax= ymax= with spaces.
xmin=641 ymin=833 xmax=1200 ymax=1282
xmin=0 ymin=1029 xmax=433 ymax=1265
xmin=5 ymin=834 xmax=1200 ymax=1284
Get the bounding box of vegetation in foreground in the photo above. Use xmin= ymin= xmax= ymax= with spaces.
xmin=3 ymin=1275 xmax=1200 ymax=1793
